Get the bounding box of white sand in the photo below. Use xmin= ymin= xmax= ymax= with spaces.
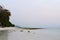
xmin=0 ymin=27 xmax=16 ymax=30
xmin=8 ymin=29 xmax=60 ymax=40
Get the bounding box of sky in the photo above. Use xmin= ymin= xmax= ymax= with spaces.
xmin=0 ymin=0 xmax=60 ymax=28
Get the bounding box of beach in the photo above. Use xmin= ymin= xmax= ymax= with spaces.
xmin=0 ymin=28 xmax=60 ymax=40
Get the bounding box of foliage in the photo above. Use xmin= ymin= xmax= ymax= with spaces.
xmin=0 ymin=5 xmax=15 ymax=27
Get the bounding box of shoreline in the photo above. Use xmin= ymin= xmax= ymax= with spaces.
xmin=0 ymin=27 xmax=46 ymax=30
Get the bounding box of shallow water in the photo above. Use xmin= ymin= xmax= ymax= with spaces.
xmin=0 ymin=29 xmax=60 ymax=40
xmin=0 ymin=30 xmax=8 ymax=40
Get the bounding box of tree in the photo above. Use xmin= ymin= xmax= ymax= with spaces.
xmin=0 ymin=5 xmax=15 ymax=27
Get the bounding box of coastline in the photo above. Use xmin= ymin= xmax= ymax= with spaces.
xmin=0 ymin=27 xmax=45 ymax=30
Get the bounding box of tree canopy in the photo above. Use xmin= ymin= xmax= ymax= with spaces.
xmin=0 ymin=5 xmax=15 ymax=27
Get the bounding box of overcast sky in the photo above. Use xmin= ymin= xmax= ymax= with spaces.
xmin=0 ymin=0 xmax=60 ymax=28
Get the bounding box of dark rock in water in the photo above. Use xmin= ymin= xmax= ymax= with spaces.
xmin=28 ymin=31 xmax=30 ymax=32
xmin=20 ymin=30 xmax=23 ymax=32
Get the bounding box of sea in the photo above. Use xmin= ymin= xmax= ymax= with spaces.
xmin=0 ymin=28 xmax=60 ymax=40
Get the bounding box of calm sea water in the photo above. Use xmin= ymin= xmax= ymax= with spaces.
xmin=42 ymin=28 xmax=60 ymax=32
xmin=0 ymin=28 xmax=60 ymax=40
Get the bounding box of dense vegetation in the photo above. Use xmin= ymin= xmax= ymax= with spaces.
xmin=0 ymin=5 xmax=15 ymax=27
